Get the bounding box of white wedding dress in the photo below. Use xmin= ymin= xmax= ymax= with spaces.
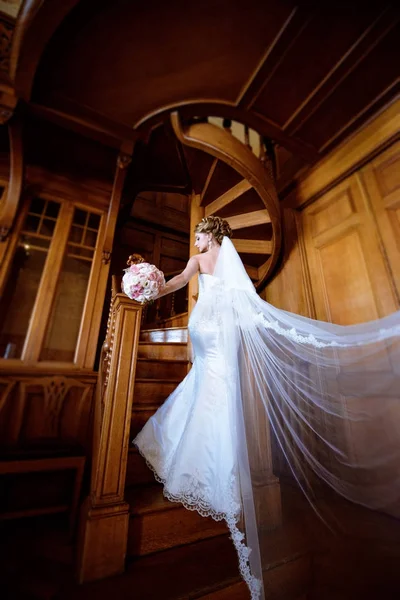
xmin=134 ymin=271 xmax=260 ymax=596
xmin=134 ymin=237 xmax=400 ymax=600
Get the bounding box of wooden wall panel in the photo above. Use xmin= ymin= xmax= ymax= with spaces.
xmin=132 ymin=191 xmax=189 ymax=233
xmin=115 ymin=222 xmax=189 ymax=277
xmin=0 ymin=372 xmax=95 ymax=454
xmin=301 ymin=176 xmax=398 ymax=324
xmin=360 ymin=141 xmax=400 ymax=302
xmin=263 ymin=208 xmax=314 ymax=318
xmin=269 ymin=137 xmax=400 ymax=485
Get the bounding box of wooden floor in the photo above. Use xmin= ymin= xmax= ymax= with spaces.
xmin=1 ymin=483 xmax=400 ymax=600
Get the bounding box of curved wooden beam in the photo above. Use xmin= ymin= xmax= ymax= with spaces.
xmin=0 ymin=118 xmax=23 ymax=241
xmin=136 ymin=101 xmax=318 ymax=163
xmin=171 ymin=112 xmax=281 ymax=289
xmin=10 ymin=0 xmax=80 ymax=101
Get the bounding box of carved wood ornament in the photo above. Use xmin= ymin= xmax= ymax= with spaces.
xmin=78 ymin=283 xmax=142 ymax=582
xmin=0 ymin=118 xmax=23 ymax=242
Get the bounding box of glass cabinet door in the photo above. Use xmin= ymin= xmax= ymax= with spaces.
xmin=0 ymin=197 xmax=104 ymax=367
xmin=40 ymin=208 xmax=101 ymax=362
xmin=0 ymin=198 xmax=60 ymax=359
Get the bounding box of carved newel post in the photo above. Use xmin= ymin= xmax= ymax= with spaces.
xmin=77 ymin=286 xmax=142 ymax=582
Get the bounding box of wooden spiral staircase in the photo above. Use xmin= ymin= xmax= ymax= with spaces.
xmin=171 ymin=112 xmax=282 ymax=292
xmin=143 ymin=114 xmax=282 ymax=329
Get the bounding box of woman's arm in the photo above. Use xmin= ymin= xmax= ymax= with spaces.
xmin=155 ymin=256 xmax=199 ymax=299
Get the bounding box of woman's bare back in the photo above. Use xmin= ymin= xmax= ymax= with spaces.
xmin=196 ymin=249 xmax=220 ymax=276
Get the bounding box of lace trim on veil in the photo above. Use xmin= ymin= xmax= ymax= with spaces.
xmin=134 ymin=443 xmax=262 ymax=600
xmin=257 ymin=313 xmax=400 ymax=348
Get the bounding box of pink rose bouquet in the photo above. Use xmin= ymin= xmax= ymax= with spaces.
xmin=122 ymin=260 xmax=165 ymax=303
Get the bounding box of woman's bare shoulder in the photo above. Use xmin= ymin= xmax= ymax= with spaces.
xmin=190 ymin=254 xmax=200 ymax=268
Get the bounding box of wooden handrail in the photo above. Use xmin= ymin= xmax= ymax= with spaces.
xmin=78 ymin=281 xmax=142 ymax=583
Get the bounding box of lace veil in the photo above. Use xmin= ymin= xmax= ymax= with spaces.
xmin=213 ymin=235 xmax=400 ymax=599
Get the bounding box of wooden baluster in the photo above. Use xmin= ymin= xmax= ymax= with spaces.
xmin=155 ymin=298 xmax=161 ymax=322
xmin=261 ymin=136 xmax=277 ymax=181
xmin=244 ymin=124 xmax=251 ymax=151
xmin=140 ymin=301 xmax=148 ymax=327
xmin=259 ymin=133 xmax=266 ymax=163
xmin=222 ymin=118 xmax=232 ymax=134
xmin=170 ymin=292 xmax=176 ymax=317
xmin=77 ymin=291 xmax=142 ymax=583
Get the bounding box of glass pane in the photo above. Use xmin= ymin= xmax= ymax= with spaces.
xmin=69 ymin=226 xmax=83 ymax=244
xmin=24 ymin=214 xmax=40 ymax=233
xmin=40 ymin=256 xmax=92 ymax=362
xmin=0 ymin=197 xmax=60 ymax=360
xmin=39 ymin=219 xmax=56 ymax=236
xmin=0 ymin=246 xmax=47 ymax=359
xmin=88 ymin=213 xmax=100 ymax=230
xmin=73 ymin=209 xmax=87 ymax=226
xmin=21 ymin=234 xmax=50 ymax=250
xmin=45 ymin=201 xmax=60 ymax=219
xmin=67 ymin=245 xmax=93 ymax=259
xmin=84 ymin=229 xmax=97 ymax=248
xmin=30 ymin=197 xmax=45 ymax=215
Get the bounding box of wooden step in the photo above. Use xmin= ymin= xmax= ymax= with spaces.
xmin=140 ymin=327 xmax=188 ymax=343
xmin=131 ymin=408 xmax=157 ymax=438
xmin=131 ymin=378 xmax=182 ymax=437
xmin=126 ymin=483 xmax=228 ymax=557
xmin=154 ymin=312 xmax=188 ymax=329
xmin=58 ymin=535 xmax=244 ymax=600
xmin=126 ymin=448 xmax=157 ymax=486
xmin=135 ymin=358 xmax=188 ymax=380
xmin=58 ymin=511 xmax=313 ymax=599
xmin=198 ymin=581 xmax=249 ymax=599
xmin=138 ymin=341 xmax=187 ymax=360
xmin=133 ymin=379 xmax=181 ymax=404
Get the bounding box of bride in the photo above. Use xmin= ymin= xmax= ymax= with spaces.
xmin=134 ymin=216 xmax=400 ymax=600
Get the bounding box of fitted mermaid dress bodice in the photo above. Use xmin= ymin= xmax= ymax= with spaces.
xmin=134 ymin=271 xmax=240 ymax=515
xmin=188 ymin=274 xmax=224 ymax=360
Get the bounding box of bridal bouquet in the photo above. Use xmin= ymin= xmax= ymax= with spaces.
xmin=122 ymin=254 xmax=165 ymax=303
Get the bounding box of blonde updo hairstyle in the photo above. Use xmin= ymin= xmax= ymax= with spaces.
xmin=194 ymin=216 xmax=232 ymax=245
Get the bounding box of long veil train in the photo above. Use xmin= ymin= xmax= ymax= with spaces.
xmin=213 ymin=235 xmax=400 ymax=599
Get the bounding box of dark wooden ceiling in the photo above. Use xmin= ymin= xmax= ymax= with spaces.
xmin=10 ymin=0 xmax=400 ymax=193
